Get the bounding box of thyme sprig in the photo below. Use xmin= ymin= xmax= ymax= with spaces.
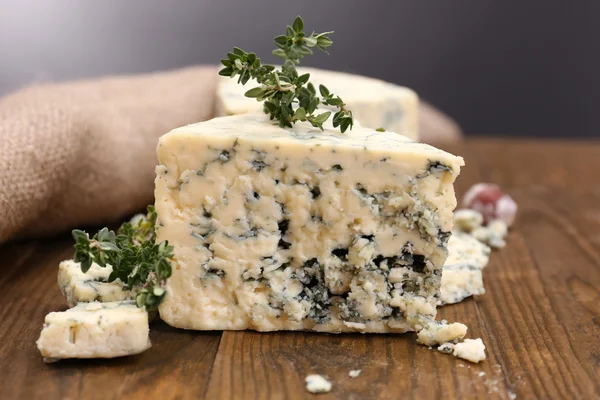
xmin=72 ymin=206 xmax=173 ymax=311
xmin=219 ymin=16 xmax=354 ymax=133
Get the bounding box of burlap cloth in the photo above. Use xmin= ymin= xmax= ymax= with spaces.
xmin=0 ymin=66 xmax=461 ymax=244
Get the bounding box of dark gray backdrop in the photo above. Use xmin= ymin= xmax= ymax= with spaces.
xmin=1 ymin=0 xmax=598 ymax=137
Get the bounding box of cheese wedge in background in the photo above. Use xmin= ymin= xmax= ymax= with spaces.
xmin=154 ymin=113 xmax=463 ymax=333
xmin=216 ymin=67 xmax=420 ymax=141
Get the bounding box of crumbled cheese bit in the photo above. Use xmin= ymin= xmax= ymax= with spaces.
xmin=453 ymin=338 xmax=486 ymax=363
xmin=440 ymin=264 xmax=485 ymax=305
xmin=437 ymin=342 xmax=455 ymax=353
xmin=348 ymin=369 xmax=361 ymax=378
xmin=453 ymin=209 xmax=484 ymax=232
xmin=305 ymin=374 xmax=332 ymax=393
xmin=416 ymin=320 xmax=468 ymax=346
xmin=488 ymin=219 xmax=508 ymax=237
xmin=446 ymin=231 xmax=491 ymax=269
xmin=471 ymin=220 xmax=508 ymax=249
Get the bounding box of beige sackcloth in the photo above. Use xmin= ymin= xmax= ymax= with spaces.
xmin=0 ymin=66 xmax=461 ymax=244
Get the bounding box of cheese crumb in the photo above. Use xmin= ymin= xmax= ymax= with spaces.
xmin=348 ymin=370 xmax=361 ymax=378
xmin=416 ymin=320 xmax=468 ymax=346
xmin=453 ymin=338 xmax=487 ymax=363
xmin=437 ymin=342 xmax=455 ymax=353
xmin=453 ymin=209 xmax=484 ymax=232
xmin=305 ymin=374 xmax=332 ymax=394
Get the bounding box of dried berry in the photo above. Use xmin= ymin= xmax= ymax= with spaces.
xmin=462 ymin=183 xmax=517 ymax=226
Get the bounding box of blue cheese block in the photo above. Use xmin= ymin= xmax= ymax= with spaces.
xmin=36 ymin=301 xmax=151 ymax=362
xmin=154 ymin=113 xmax=464 ymax=332
xmin=58 ymin=260 xmax=135 ymax=307
xmin=216 ymin=67 xmax=420 ymax=141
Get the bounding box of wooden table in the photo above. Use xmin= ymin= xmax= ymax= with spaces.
xmin=2 ymin=139 xmax=599 ymax=400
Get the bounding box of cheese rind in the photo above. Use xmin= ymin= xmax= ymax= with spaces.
xmin=36 ymin=301 xmax=151 ymax=362
xmin=58 ymin=260 xmax=134 ymax=307
xmin=155 ymin=114 xmax=463 ymax=332
xmin=216 ymin=67 xmax=420 ymax=140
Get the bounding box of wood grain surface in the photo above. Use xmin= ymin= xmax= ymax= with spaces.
xmin=2 ymin=139 xmax=599 ymax=400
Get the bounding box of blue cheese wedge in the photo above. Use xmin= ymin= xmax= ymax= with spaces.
xmin=58 ymin=260 xmax=134 ymax=307
xmin=154 ymin=113 xmax=463 ymax=333
xmin=439 ymin=232 xmax=491 ymax=305
xmin=36 ymin=301 xmax=151 ymax=362
xmin=216 ymin=67 xmax=420 ymax=140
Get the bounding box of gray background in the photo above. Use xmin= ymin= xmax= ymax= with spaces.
xmin=1 ymin=0 xmax=598 ymax=137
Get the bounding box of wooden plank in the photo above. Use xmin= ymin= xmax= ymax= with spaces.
xmin=0 ymin=236 xmax=222 ymax=400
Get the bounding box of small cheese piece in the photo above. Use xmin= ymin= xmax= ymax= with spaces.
xmin=471 ymin=220 xmax=508 ymax=249
xmin=416 ymin=320 xmax=468 ymax=346
xmin=445 ymin=232 xmax=491 ymax=269
xmin=438 ymin=230 xmax=491 ymax=305
xmin=155 ymin=113 xmax=464 ymax=333
xmin=440 ymin=264 xmax=485 ymax=305
xmin=58 ymin=260 xmax=135 ymax=307
xmin=439 ymin=232 xmax=490 ymax=305
xmin=305 ymin=374 xmax=332 ymax=393
xmin=348 ymin=370 xmax=362 ymax=378
xmin=36 ymin=301 xmax=151 ymax=362
xmin=453 ymin=209 xmax=484 ymax=233
xmin=217 ymin=66 xmax=420 ymax=140
xmin=453 ymin=338 xmax=486 ymax=363
xmin=437 ymin=342 xmax=455 ymax=354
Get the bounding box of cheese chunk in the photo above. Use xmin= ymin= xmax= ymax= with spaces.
xmin=217 ymin=67 xmax=420 ymax=140
xmin=445 ymin=232 xmax=491 ymax=269
xmin=440 ymin=264 xmax=485 ymax=305
xmin=439 ymin=232 xmax=490 ymax=305
xmin=36 ymin=301 xmax=151 ymax=362
xmin=58 ymin=260 xmax=134 ymax=307
xmin=416 ymin=320 xmax=468 ymax=346
xmin=305 ymin=374 xmax=332 ymax=393
xmin=472 ymin=220 xmax=509 ymax=249
xmin=453 ymin=338 xmax=487 ymax=363
xmin=154 ymin=113 xmax=463 ymax=332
